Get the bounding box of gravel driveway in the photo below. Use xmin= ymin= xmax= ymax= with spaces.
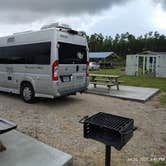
xmin=0 ymin=92 xmax=165 ymax=166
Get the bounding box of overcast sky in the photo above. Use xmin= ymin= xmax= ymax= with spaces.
xmin=0 ymin=0 xmax=166 ymax=37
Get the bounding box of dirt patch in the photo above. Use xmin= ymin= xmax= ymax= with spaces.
xmin=0 ymin=92 xmax=165 ymax=166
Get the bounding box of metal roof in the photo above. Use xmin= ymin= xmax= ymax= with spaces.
xmin=89 ymin=52 xmax=114 ymax=59
xmin=138 ymin=51 xmax=166 ymax=55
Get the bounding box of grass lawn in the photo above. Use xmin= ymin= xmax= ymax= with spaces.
xmin=90 ymin=69 xmax=166 ymax=104
xmin=150 ymin=161 xmax=166 ymax=166
xmin=160 ymin=94 xmax=166 ymax=105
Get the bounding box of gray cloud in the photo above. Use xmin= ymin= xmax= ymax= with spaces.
xmin=0 ymin=0 xmax=128 ymax=23
xmin=153 ymin=0 xmax=166 ymax=9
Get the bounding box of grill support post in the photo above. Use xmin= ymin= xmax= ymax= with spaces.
xmin=105 ymin=145 xmax=111 ymax=166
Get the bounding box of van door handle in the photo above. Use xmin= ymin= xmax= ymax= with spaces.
xmin=76 ymin=65 xmax=79 ymax=72
xmin=8 ymin=76 xmax=12 ymax=80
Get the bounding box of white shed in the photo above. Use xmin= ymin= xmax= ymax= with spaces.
xmin=126 ymin=51 xmax=166 ymax=78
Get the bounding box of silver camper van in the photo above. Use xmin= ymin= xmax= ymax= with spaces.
xmin=0 ymin=23 xmax=89 ymax=103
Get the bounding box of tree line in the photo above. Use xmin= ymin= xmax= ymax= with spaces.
xmin=87 ymin=32 xmax=166 ymax=56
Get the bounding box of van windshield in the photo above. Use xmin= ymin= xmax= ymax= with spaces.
xmin=58 ymin=42 xmax=87 ymax=64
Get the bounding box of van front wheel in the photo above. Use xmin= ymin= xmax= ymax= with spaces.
xmin=21 ymin=83 xmax=35 ymax=103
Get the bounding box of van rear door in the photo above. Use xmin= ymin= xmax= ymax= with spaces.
xmin=57 ymin=42 xmax=88 ymax=94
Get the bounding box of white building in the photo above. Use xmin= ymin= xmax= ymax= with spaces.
xmin=126 ymin=51 xmax=166 ymax=78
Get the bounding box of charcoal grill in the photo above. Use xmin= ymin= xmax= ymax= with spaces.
xmin=80 ymin=112 xmax=135 ymax=166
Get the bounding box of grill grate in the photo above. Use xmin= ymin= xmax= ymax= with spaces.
xmin=84 ymin=112 xmax=132 ymax=132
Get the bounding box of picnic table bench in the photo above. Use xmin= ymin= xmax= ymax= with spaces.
xmin=90 ymin=74 xmax=123 ymax=90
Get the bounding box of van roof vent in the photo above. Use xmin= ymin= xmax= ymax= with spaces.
xmin=41 ymin=23 xmax=71 ymax=30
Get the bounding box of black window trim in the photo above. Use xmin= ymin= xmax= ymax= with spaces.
xmin=0 ymin=42 xmax=51 ymax=65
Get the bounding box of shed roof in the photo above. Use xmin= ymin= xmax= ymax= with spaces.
xmin=139 ymin=51 xmax=166 ymax=55
xmin=89 ymin=52 xmax=114 ymax=59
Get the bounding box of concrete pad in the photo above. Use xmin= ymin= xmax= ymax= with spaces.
xmin=87 ymin=84 xmax=159 ymax=102
xmin=0 ymin=131 xmax=72 ymax=166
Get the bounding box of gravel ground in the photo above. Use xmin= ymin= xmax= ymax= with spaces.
xmin=0 ymin=92 xmax=165 ymax=166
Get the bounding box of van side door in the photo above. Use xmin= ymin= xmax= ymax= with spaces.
xmin=2 ymin=46 xmax=25 ymax=90
xmin=5 ymin=66 xmax=14 ymax=89
xmin=0 ymin=47 xmax=5 ymax=88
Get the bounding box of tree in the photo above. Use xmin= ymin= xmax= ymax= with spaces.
xmin=87 ymin=31 xmax=166 ymax=56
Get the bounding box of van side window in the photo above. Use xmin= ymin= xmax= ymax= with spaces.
xmin=26 ymin=42 xmax=51 ymax=64
xmin=0 ymin=42 xmax=51 ymax=65
xmin=0 ymin=47 xmax=5 ymax=63
xmin=3 ymin=46 xmax=26 ymax=64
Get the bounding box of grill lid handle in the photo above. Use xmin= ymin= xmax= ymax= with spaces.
xmin=79 ymin=116 xmax=89 ymax=124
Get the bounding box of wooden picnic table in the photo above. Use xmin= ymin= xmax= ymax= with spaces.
xmin=90 ymin=74 xmax=121 ymax=90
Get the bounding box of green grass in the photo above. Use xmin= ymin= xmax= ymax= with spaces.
xmin=90 ymin=69 xmax=166 ymax=92
xmin=90 ymin=68 xmax=166 ymax=105
xmin=122 ymin=76 xmax=166 ymax=92
xmin=90 ymin=68 xmax=122 ymax=75
xmin=160 ymin=94 xmax=166 ymax=105
xmin=150 ymin=161 xmax=166 ymax=166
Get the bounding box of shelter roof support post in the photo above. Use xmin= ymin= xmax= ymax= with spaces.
xmin=143 ymin=56 xmax=145 ymax=76
xmin=152 ymin=56 xmax=154 ymax=76
xmin=152 ymin=56 xmax=156 ymax=77
xmin=147 ymin=56 xmax=150 ymax=75
xmin=136 ymin=56 xmax=139 ymax=76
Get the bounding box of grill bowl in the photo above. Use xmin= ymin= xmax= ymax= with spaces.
xmin=80 ymin=112 xmax=134 ymax=150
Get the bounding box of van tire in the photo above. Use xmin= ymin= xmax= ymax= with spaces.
xmin=20 ymin=83 xmax=35 ymax=103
